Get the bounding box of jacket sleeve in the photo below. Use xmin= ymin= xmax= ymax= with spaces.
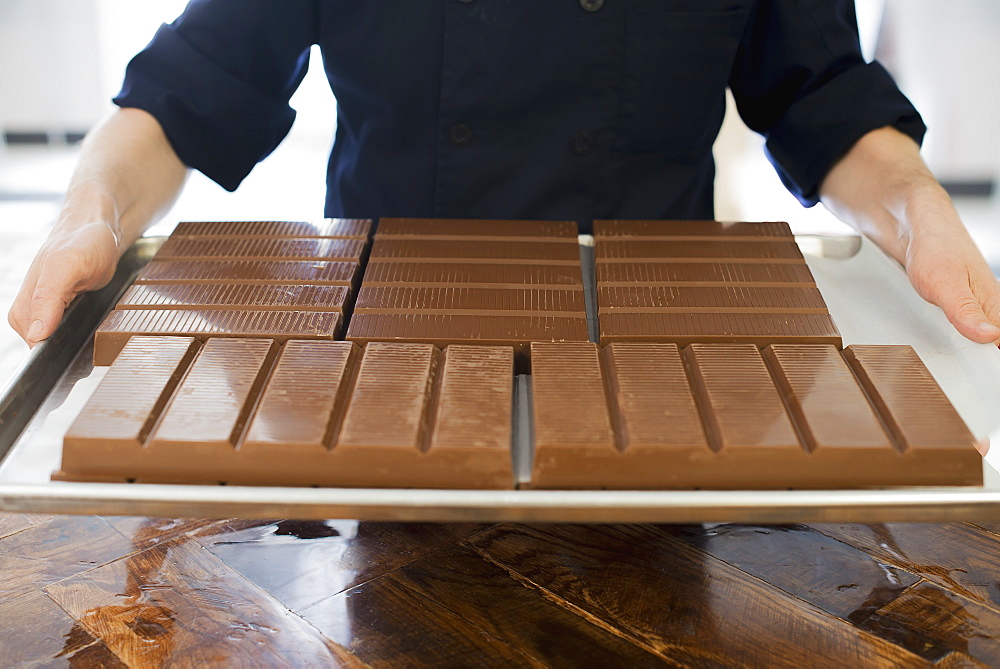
xmin=113 ymin=0 xmax=318 ymax=191
xmin=729 ymin=0 xmax=926 ymax=206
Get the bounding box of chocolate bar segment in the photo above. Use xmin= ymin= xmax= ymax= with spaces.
xmin=598 ymin=285 xmax=828 ymax=313
xmin=596 ymin=261 xmax=816 ymax=287
xmin=361 ymin=262 xmax=583 ymax=288
xmin=60 ymin=336 xmax=200 ymax=480
xmin=116 ymin=284 xmax=349 ymax=312
xmin=153 ymin=237 xmax=367 ymax=262
xmin=94 ymin=309 xmax=341 ymax=365
xmin=594 ymin=220 xmax=793 ymax=239
xmin=596 ymin=240 xmax=805 ymax=263
xmin=369 ymin=239 xmax=579 ymax=264
xmin=376 ymin=218 xmax=577 ymax=240
xmin=530 ymin=342 xmax=617 ymax=487
xmin=143 ymin=338 xmax=279 ymax=479
xmin=355 ymin=286 xmax=585 ymax=315
xmin=170 ymin=219 xmax=372 ymax=239
xmin=600 ymin=312 xmax=842 ymax=347
xmin=844 ymin=345 xmax=981 ymax=485
xmin=134 ymin=260 xmax=360 ymax=285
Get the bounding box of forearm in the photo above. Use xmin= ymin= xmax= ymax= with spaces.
xmin=57 ymin=107 xmax=188 ymax=253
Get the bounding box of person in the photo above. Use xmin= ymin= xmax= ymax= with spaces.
xmin=8 ymin=0 xmax=1000 ymax=346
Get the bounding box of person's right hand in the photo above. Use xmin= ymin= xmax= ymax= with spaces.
xmin=8 ymin=220 xmax=121 ymax=347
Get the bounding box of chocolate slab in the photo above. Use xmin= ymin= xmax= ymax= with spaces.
xmin=596 ymin=240 xmax=805 ymax=263
xmin=355 ymin=286 xmax=585 ymax=315
xmin=142 ymin=339 xmax=279 ymax=479
xmin=598 ymin=285 xmax=828 ymax=313
xmin=330 ymin=343 xmax=515 ymax=488
xmin=530 ymin=342 xmax=617 ymax=487
xmin=153 ymin=237 xmax=367 ymax=262
xmin=843 ymin=345 xmax=982 ymax=485
xmin=376 ymin=217 xmax=577 ymax=240
xmin=596 ymin=261 xmax=816 ymax=286
xmin=593 ymin=220 xmax=793 ymax=239
xmin=94 ymin=309 xmax=341 ymax=366
xmin=599 ymin=312 xmax=841 ymax=347
xmin=61 ymin=336 xmax=200 ymax=480
xmin=368 ymin=239 xmax=579 ymax=264
xmin=134 ymin=260 xmax=360 ymax=285
xmin=346 ymin=313 xmax=588 ymax=356
xmin=170 ymin=218 xmax=372 ymax=238
xmin=361 ymin=261 xmax=584 ymax=288
xmin=116 ymin=284 xmax=349 ymax=312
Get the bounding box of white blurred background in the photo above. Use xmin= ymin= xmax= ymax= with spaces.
xmin=0 ymin=0 xmax=998 ymax=382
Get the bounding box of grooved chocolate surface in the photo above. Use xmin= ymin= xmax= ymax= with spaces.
xmin=596 ymin=261 xmax=816 ymax=286
xmin=170 ymin=218 xmax=372 ymax=238
xmin=62 ymin=337 xmax=200 ymax=476
xmin=369 ymin=239 xmax=579 ymax=264
xmin=429 ymin=345 xmax=513 ymax=454
xmin=376 ymin=218 xmax=577 ymax=239
xmin=599 ymin=312 xmax=842 ymax=347
xmin=348 ymin=313 xmax=588 ymax=351
xmin=844 ymin=345 xmax=980 ymax=457
xmin=154 ymin=237 xmax=367 ymax=262
xmin=594 ymin=219 xmax=793 ymax=239
xmin=147 ymin=338 xmax=278 ymax=454
xmin=94 ymin=309 xmax=341 ymax=365
xmin=598 ymin=285 xmax=827 ymax=313
xmin=134 ymin=260 xmax=360 ymax=285
xmin=116 ymin=284 xmax=349 ymax=311
xmin=361 ymin=262 xmax=584 ymax=288
xmin=242 ymin=341 xmax=359 ymax=451
xmin=596 ymin=240 xmax=805 ymax=262
xmin=355 ymin=286 xmax=585 ymax=315
xmin=683 ymin=344 xmax=800 ymax=453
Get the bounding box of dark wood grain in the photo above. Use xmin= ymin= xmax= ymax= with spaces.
xmin=0 ymin=512 xmax=34 ymax=539
xmin=43 ymin=539 xmax=360 ymax=667
xmin=468 ymin=523 xmax=930 ymax=668
xmin=0 ymin=589 xmax=125 ymax=667
xmin=970 ymin=521 xmax=1000 ymax=539
xmin=392 ymin=541 xmax=668 ymax=667
xmin=812 ymin=523 xmax=1000 ymax=614
xmin=199 ymin=520 xmax=490 ymax=611
xmin=298 ymin=569 xmax=536 ymax=667
xmin=104 ymin=516 xmax=231 ymax=550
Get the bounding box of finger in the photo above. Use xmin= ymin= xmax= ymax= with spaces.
xmin=24 ymin=261 xmax=84 ymax=346
xmin=924 ymin=273 xmax=1000 ymax=344
xmin=7 ymin=261 xmax=43 ymax=341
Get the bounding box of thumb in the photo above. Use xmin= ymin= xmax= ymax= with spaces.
xmin=922 ymin=272 xmax=1000 ymax=344
xmin=25 ymin=261 xmax=84 ymax=346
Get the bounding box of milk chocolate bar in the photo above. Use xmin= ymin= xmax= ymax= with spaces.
xmin=154 ymin=237 xmax=367 ymax=262
xmin=594 ymin=220 xmax=792 ymax=239
xmin=596 ymin=240 xmax=805 ymax=263
xmin=170 ymin=218 xmax=371 ymax=238
xmin=376 ymin=218 xmax=577 ymax=240
xmin=596 ymin=261 xmax=816 ymax=286
xmin=94 ymin=309 xmax=341 ymax=365
xmin=355 ymin=286 xmax=585 ymax=315
xmin=361 ymin=262 xmax=583 ymax=288
xmin=369 ymin=239 xmax=580 ymax=264
xmin=599 ymin=312 xmax=842 ymax=347
xmin=134 ymin=260 xmax=360 ymax=285
xmin=116 ymin=284 xmax=349 ymax=312
xmin=598 ymin=285 xmax=828 ymax=313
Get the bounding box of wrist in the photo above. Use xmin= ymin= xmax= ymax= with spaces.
xmin=53 ymin=184 xmax=123 ymax=251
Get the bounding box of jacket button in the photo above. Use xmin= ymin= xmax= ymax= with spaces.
xmin=570 ymin=132 xmax=595 ymax=156
xmin=448 ymin=123 xmax=473 ymax=147
xmin=580 ymin=0 xmax=604 ymax=12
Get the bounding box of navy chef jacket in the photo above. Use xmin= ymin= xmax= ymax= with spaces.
xmin=114 ymin=0 xmax=925 ymax=232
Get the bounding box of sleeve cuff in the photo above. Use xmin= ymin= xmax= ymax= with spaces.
xmin=113 ymin=23 xmax=298 ymax=192
xmin=763 ymin=61 xmax=926 ymax=207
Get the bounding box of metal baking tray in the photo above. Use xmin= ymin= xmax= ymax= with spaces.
xmin=0 ymin=234 xmax=997 ymax=522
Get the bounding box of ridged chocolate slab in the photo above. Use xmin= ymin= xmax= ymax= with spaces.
xmin=94 ymin=309 xmax=341 ymax=366
xmin=61 ymin=336 xmax=200 ymax=479
xmin=593 ymin=220 xmax=793 ymax=239
xmin=346 ymin=313 xmax=589 ymax=354
xmin=170 ymin=219 xmax=372 ymax=238
xmin=153 ymin=237 xmax=367 ymax=262
xmin=843 ymin=345 xmax=982 ymax=485
xmin=530 ymin=342 xmax=617 ymax=487
xmin=376 ymin=218 xmax=577 ymax=240
xmin=598 ymin=285 xmax=828 ymax=313
xmin=596 ymin=240 xmax=804 ymax=263
xmin=369 ymin=239 xmax=579 ymax=264
xmin=355 ymin=286 xmax=586 ymax=315
xmin=242 ymin=341 xmax=359 ymax=454
xmin=361 ymin=262 xmax=584 ymax=288
xmin=116 ymin=284 xmax=349 ymax=312
xmin=134 ymin=260 xmax=360 ymax=285
xmin=599 ymin=312 xmax=841 ymax=347
xmin=596 ymin=261 xmax=816 ymax=286
xmin=144 ymin=338 xmax=279 ymax=476
xmin=683 ymin=344 xmax=801 ymax=454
